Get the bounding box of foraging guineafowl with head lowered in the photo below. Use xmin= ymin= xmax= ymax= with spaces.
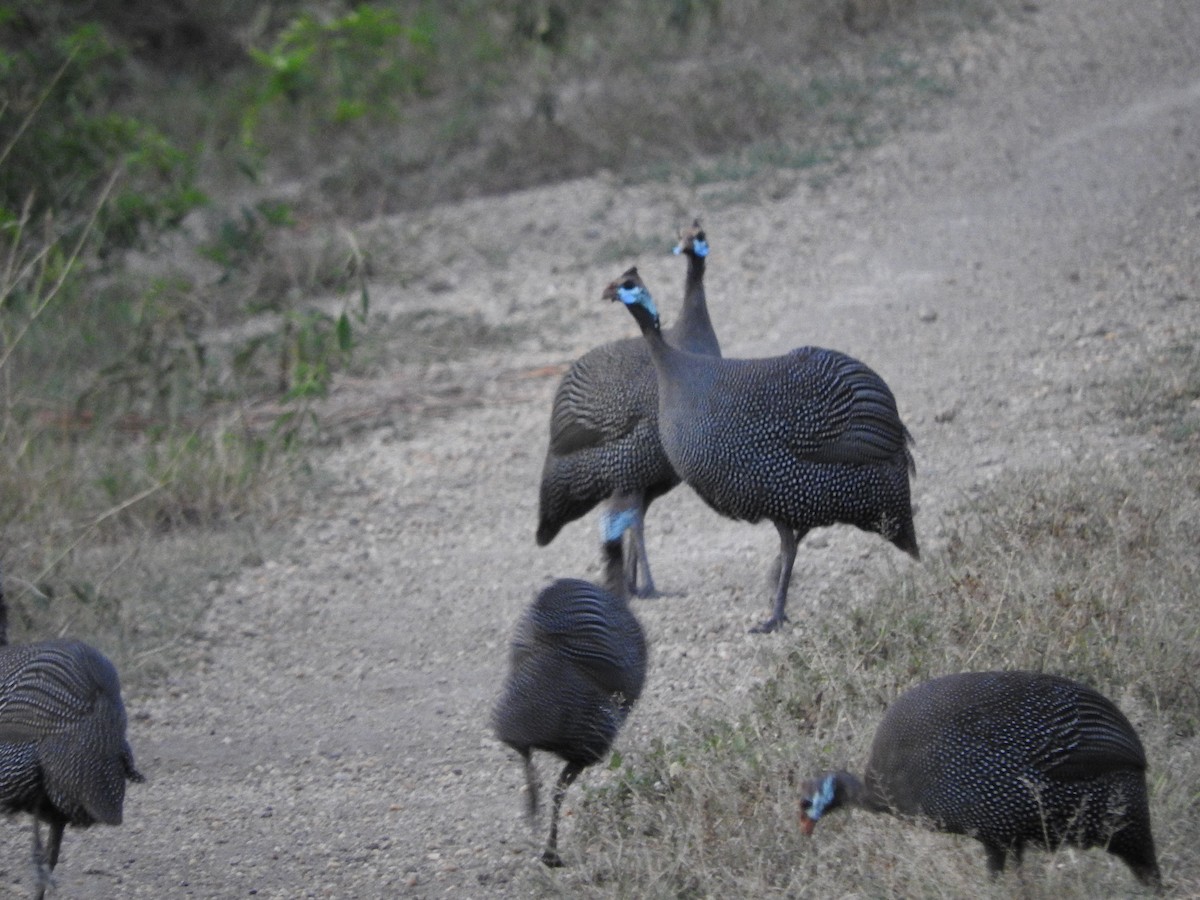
xmin=605 ymin=267 xmax=917 ymax=633
xmin=536 ymin=220 xmax=720 ymax=597
xmin=0 ymin=571 xmax=143 ymax=900
xmin=799 ymin=671 xmax=1161 ymax=886
xmin=495 ymin=508 xmax=648 ymax=866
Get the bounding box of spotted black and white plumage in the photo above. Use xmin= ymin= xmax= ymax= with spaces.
xmin=536 ymin=220 xmax=721 ymax=597
xmin=605 ymin=267 xmax=917 ymax=632
xmin=495 ymin=509 xmax=648 ymax=866
xmin=0 ymin=637 xmax=144 ymax=899
xmin=799 ymin=671 xmax=1161 ymax=886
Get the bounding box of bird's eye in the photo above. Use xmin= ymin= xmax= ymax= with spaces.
xmin=621 ymin=280 xmax=636 ymax=290
xmin=695 ymin=232 xmax=706 ymax=242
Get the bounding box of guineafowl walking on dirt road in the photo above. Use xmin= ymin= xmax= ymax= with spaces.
xmin=0 ymin=570 xmax=144 ymax=900
xmin=798 ymin=670 xmax=1161 ymax=886
xmin=495 ymin=508 xmax=648 ymax=866
xmin=536 ymin=220 xmax=721 ymax=596
xmin=606 ymin=267 xmax=917 ymax=633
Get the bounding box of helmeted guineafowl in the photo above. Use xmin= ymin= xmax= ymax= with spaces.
xmin=536 ymin=220 xmax=721 ymax=597
xmin=0 ymin=570 xmax=143 ymax=899
xmin=799 ymin=671 xmax=1161 ymax=887
xmin=494 ymin=508 xmax=648 ymax=866
xmin=605 ymin=267 xmax=917 ymax=633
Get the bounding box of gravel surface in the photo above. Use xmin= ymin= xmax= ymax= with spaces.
xmin=4 ymin=1 xmax=1198 ymax=896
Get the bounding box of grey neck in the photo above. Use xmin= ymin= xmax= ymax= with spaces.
xmin=670 ymin=254 xmax=718 ymax=355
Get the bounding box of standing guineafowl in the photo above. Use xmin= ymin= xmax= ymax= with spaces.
xmin=0 ymin=570 xmax=144 ymax=899
xmin=536 ymin=220 xmax=721 ymax=597
xmin=495 ymin=508 xmax=648 ymax=866
xmin=799 ymin=671 xmax=1161 ymax=886
xmin=605 ymin=267 xmax=917 ymax=633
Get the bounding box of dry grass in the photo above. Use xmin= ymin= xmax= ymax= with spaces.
xmin=3 ymin=526 xmax=278 ymax=690
xmin=564 ymin=350 xmax=1200 ymax=896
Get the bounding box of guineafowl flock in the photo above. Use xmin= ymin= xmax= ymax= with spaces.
xmin=495 ymin=219 xmax=1162 ymax=887
xmin=0 ymin=218 xmax=1164 ymax=894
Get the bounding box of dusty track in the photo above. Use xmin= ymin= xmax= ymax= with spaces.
xmin=5 ymin=1 xmax=1198 ymax=896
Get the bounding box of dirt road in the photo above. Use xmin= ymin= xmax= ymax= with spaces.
xmin=6 ymin=1 xmax=1198 ymax=896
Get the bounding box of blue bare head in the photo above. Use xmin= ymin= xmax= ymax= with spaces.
xmin=603 ymin=268 xmax=659 ymax=321
xmin=799 ymin=774 xmax=839 ymax=833
xmin=673 ymin=219 xmax=709 ymax=258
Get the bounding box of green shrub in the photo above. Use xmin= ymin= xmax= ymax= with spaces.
xmin=241 ymin=4 xmax=437 ymax=147
xmin=0 ymin=16 xmax=204 ymax=246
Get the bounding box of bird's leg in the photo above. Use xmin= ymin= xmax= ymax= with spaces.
xmin=541 ymin=761 xmax=583 ymax=867
xmin=621 ymin=522 xmax=640 ymax=596
xmin=613 ymin=495 xmax=657 ymax=597
xmin=30 ymin=819 xmax=60 ymax=900
xmin=46 ymin=821 xmax=64 ymax=870
xmin=521 ymin=750 xmax=540 ymax=820
xmin=614 ymin=494 xmax=662 ymax=600
xmin=983 ymin=842 xmax=1008 ymax=876
xmin=752 ymin=523 xmax=802 ymax=633
xmin=628 ymin=513 xmax=658 ymax=598
xmin=1010 ymin=841 xmax=1025 ymax=875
